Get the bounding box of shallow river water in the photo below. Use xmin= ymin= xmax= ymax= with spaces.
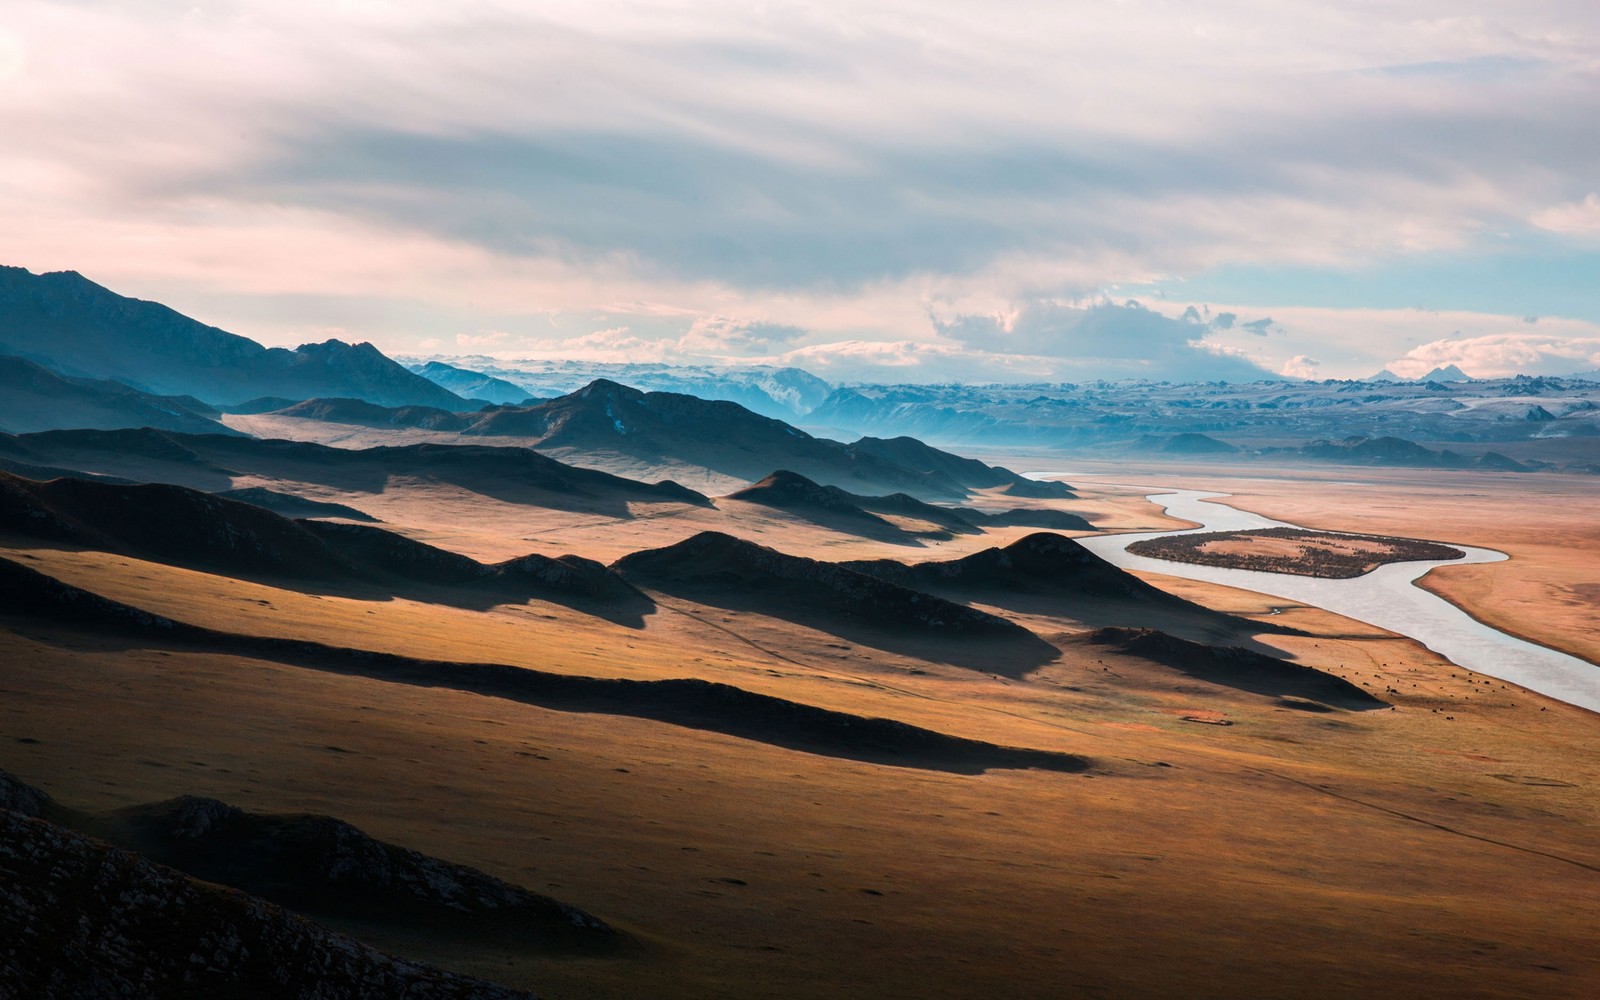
xmin=1062 ymin=486 xmax=1600 ymax=714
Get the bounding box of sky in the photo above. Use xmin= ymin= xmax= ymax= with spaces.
xmin=2 ymin=1 xmax=1598 ymax=383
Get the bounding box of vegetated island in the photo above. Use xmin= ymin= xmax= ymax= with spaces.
xmin=1126 ymin=527 xmax=1466 ymax=579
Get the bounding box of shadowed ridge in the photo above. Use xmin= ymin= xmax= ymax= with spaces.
xmin=0 ymin=468 xmax=359 ymax=579
xmin=839 ymin=532 xmax=1302 ymax=644
xmin=728 ymin=469 xmax=889 ymax=521
xmin=298 ymin=520 xmax=651 ymax=616
xmin=850 ymin=435 xmax=1076 ymax=497
xmin=1076 ymin=626 xmax=1386 ymax=709
xmin=613 ymin=530 xmax=1023 ymax=637
xmin=0 ymin=809 xmax=537 ymax=999
xmin=270 ymin=396 xmax=472 ymax=431
xmin=12 ymin=428 xmax=713 ymax=508
xmin=612 ymin=530 xmax=1061 ymax=673
xmin=459 ymin=379 xmax=973 ymax=500
xmin=216 ymin=486 xmax=381 ymax=522
xmin=0 ymin=354 xmax=240 ymax=436
xmin=0 ymin=556 xmax=1084 ymax=774
xmin=0 ymin=265 xmax=467 ymax=408
xmin=92 ymin=794 xmax=619 ymax=952
xmin=841 ymin=531 xmax=1142 ymax=595
xmin=844 ymin=531 xmax=1261 ymax=605
xmin=852 ymin=491 xmax=984 ymax=534
xmin=967 ymin=507 xmax=1092 ymax=531
xmin=298 ymin=519 xmax=485 ymax=585
xmin=0 ymin=769 xmax=52 ymax=818
xmin=489 ymin=551 xmax=643 ymax=601
xmin=729 ymin=469 xmax=984 ymax=539
xmin=998 ymin=478 xmax=1077 ymax=499
xmin=0 ymin=469 xmax=650 ymax=621
xmin=20 ymin=426 xmax=218 ymax=466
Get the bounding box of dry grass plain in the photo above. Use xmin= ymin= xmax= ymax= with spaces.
xmin=3 ymin=454 xmax=1599 ymax=999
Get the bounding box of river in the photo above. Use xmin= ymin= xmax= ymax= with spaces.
xmin=1062 ymin=486 xmax=1600 ymax=714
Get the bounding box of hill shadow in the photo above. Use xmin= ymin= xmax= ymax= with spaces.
xmin=0 ymin=556 xmax=1088 ymax=776
xmin=0 ymin=469 xmax=655 ymax=627
xmin=1073 ymin=627 xmax=1387 ymax=710
xmin=613 ymin=531 xmax=1060 ymax=675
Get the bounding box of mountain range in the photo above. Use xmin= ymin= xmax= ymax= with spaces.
xmin=0 ymin=354 xmax=237 ymax=436
xmin=403 ymin=357 xmax=834 ymax=420
xmin=251 ymin=381 xmax=1068 ymax=501
xmin=0 ymin=266 xmax=466 ymax=408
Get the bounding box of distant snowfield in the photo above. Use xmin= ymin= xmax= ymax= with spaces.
xmin=1053 ymin=482 xmax=1600 ymax=714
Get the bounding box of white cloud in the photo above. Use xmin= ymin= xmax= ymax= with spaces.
xmin=1281 ymin=354 xmax=1320 ymax=379
xmin=455 ymin=330 xmax=511 ymax=349
xmin=1388 ymin=333 xmax=1600 ymax=378
xmin=1531 ymin=193 xmax=1600 ymax=236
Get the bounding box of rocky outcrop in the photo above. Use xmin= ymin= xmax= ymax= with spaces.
xmin=0 ymin=807 xmax=536 ymax=999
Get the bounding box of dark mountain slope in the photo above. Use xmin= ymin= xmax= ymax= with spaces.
xmin=0 ymin=265 xmax=466 ymax=408
xmin=966 ymin=508 xmax=1093 ymax=531
xmin=841 ymin=533 xmax=1283 ymax=640
xmin=459 ymin=379 xmax=974 ymax=500
xmin=272 ymin=397 xmax=472 ymax=430
xmin=727 ymin=469 xmax=982 ymax=541
xmin=850 ymin=435 xmax=1075 ymax=498
xmin=12 ymin=428 xmax=710 ymax=513
xmin=612 ymin=531 xmax=1060 ymax=672
xmin=0 ymin=806 xmax=538 ymax=1000
xmin=0 ymin=469 xmax=359 ymax=578
xmin=842 ymin=532 xmax=1174 ymax=599
xmin=1077 ymin=627 xmax=1384 ymax=709
xmin=215 ymin=486 xmax=380 ymax=522
xmin=91 ymin=793 xmax=618 ymax=952
xmin=0 ymin=469 xmax=649 ymax=621
xmin=409 ymin=360 xmax=533 ymax=405
xmin=613 ymin=531 xmax=1018 ymax=636
xmin=0 ymin=354 xmax=237 ymax=435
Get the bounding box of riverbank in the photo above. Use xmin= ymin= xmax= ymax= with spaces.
xmin=1057 ymin=484 xmax=1600 ymax=714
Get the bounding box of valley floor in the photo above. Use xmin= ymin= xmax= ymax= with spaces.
xmin=3 ymin=463 xmax=1598 ymax=999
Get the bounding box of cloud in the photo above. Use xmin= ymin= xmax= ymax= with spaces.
xmin=0 ymin=1 xmax=1595 ymax=378
xmin=1531 ymin=193 xmax=1600 ymax=236
xmin=1387 ymin=333 xmax=1600 ymax=378
xmin=1240 ymin=317 xmax=1274 ymax=335
xmin=679 ymin=315 xmax=808 ymax=354
xmin=455 ymin=330 xmax=511 ymax=349
xmin=932 ymin=300 xmax=1277 ymax=381
xmin=1281 ymin=355 xmax=1320 ymax=379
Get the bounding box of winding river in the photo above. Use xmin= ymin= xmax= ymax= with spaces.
xmin=1063 ymin=486 xmax=1600 ymax=714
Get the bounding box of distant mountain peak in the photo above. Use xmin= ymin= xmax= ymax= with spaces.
xmin=0 ymin=265 xmax=467 ymax=409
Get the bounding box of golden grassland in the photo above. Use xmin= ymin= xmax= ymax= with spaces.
xmin=2 ymin=465 xmax=1598 ymax=999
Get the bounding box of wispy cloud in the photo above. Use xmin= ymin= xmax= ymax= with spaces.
xmin=0 ymin=1 xmax=1596 ymax=379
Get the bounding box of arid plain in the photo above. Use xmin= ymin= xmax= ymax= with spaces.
xmin=3 ymin=425 xmax=1598 ymax=1000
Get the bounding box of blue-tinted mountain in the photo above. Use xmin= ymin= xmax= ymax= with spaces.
xmin=409 ymin=360 xmax=535 ymax=405
xmin=0 ymin=354 xmax=238 ymax=435
xmin=0 ymin=266 xmax=467 ymax=408
xmin=404 ymin=358 xmax=833 ymax=419
xmin=459 ymin=379 xmax=977 ymax=499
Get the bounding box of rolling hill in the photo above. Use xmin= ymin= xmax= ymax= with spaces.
xmin=0 ymin=468 xmax=646 ymax=613
xmin=6 ymin=427 xmax=711 ymax=513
